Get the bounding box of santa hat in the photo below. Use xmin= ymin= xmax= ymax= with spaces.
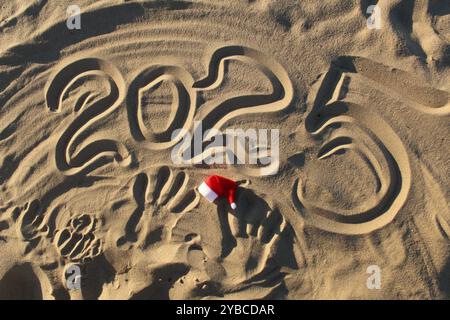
xmin=198 ymin=175 xmax=238 ymax=209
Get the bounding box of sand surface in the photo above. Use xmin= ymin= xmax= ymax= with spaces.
xmin=0 ymin=0 xmax=449 ymax=299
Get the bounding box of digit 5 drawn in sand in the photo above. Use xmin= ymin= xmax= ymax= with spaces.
xmin=292 ymin=57 xmax=423 ymax=235
xmin=45 ymin=58 xmax=132 ymax=176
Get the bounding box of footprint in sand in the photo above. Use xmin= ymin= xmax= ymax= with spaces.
xmin=11 ymin=197 xmax=102 ymax=265
xmin=382 ymin=0 xmax=450 ymax=67
xmin=0 ymin=263 xmax=54 ymax=300
xmin=54 ymin=213 xmax=102 ymax=264
xmin=0 ymin=219 xmax=8 ymax=242
xmin=12 ymin=199 xmax=49 ymax=255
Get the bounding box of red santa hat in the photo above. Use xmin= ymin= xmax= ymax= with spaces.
xmin=198 ymin=175 xmax=238 ymax=209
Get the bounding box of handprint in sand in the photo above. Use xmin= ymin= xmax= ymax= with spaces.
xmin=116 ymin=166 xmax=200 ymax=249
xmin=169 ymin=187 xmax=300 ymax=299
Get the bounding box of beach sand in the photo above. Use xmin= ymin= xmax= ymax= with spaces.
xmin=0 ymin=0 xmax=449 ymax=299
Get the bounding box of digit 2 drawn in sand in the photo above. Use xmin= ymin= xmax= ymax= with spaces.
xmin=45 ymin=58 xmax=132 ymax=176
xmin=187 ymin=45 xmax=293 ymax=177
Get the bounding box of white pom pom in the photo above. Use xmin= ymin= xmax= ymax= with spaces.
xmin=231 ymin=203 xmax=237 ymax=210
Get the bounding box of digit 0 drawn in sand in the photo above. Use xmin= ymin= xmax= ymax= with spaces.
xmin=292 ymin=58 xmax=415 ymax=235
xmin=45 ymin=58 xmax=132 ymax=176
xmin=126 ymin=65 xmax=196 ymax=150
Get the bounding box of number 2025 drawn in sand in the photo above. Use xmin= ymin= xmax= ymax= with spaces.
xmin=45 ymin=45 xmax=294 ymax=178
xmin=44 ymin=45 xmax=447 ymax=236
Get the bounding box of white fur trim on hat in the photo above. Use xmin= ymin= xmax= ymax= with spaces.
xmin=198 ymin=182 xmax=218 ymax=202
xmin=230 ymin=202 xmax=237 ymax=210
